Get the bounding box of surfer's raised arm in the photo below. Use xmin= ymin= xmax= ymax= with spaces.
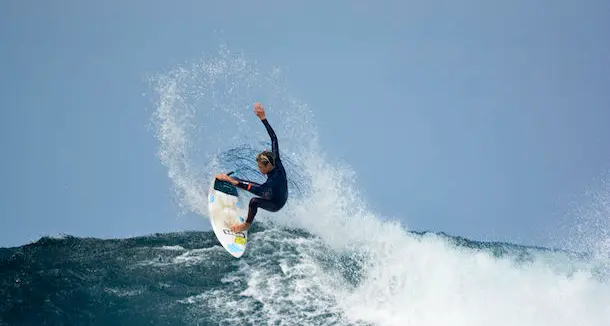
xmin=254 ymin=102 xmax=279 ymax=161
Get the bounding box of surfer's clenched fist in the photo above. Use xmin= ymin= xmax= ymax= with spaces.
xmin=254 ymin=102 xmax=266 ymax=120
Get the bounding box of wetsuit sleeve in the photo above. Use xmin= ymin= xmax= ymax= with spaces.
xmin=262 ymin=119 xmax=280 ymax=161
xmin=233 ymin=177 xmax=261 ymax=188
xmin=234 ymin=178 xmax=273 ymax=199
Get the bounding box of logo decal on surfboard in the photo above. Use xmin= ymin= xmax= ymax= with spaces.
xmin=222 ymin=229 xmax=245 ymax=238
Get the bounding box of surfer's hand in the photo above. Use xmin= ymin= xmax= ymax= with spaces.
xmin=231 ymin=222 xmax=251 ymax=233
xmin=254 ymin=102 xmax=266 ymax=120
xmin=216 ymin=174 xmax=231 ymax=182
xmin=216 ymin=174 xmax=238 ymax=185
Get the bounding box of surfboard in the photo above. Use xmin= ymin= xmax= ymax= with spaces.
xmin=208 ymin=175 xmax=248 ymax=258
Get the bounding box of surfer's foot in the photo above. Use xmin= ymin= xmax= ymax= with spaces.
xmin=231 ymin=222 xmax=251 ymax=233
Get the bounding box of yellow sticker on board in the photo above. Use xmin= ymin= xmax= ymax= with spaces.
xmin=234 ymin=237 xmax=246 ymax=245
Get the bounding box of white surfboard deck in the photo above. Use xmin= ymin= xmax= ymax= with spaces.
xmin=208 ymin=176 xmax=248 ymax=258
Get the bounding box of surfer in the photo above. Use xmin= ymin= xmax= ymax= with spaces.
xmin=215 ymin=102 xmax=288 ymax=233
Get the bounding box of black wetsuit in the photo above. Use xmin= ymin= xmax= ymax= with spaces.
xmin=234 ymin=119 xmax=288 ymax=223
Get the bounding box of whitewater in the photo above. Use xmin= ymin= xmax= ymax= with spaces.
xmin=1 ymin=46 xmax=609 ymax=326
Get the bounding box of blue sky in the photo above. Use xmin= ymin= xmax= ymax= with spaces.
xmin=1 ymin=0 xmax=609 ymax=248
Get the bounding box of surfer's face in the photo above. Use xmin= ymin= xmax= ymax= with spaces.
xmin=257 ymin=161 xmax=273 ymax=174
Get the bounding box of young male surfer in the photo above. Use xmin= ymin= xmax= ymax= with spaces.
xmin=215 ymin=102 xmax=288 ymax=233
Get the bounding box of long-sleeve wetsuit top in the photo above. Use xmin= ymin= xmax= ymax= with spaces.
xmin=235 ymin=119 xmax=288 ymax=205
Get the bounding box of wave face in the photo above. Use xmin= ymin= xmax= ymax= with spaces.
xmin=2 ymin=46 xmax=608 ymax=326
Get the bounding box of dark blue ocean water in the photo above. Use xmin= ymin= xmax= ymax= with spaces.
xmin=2 ymin=225 xmax=607 ymax=326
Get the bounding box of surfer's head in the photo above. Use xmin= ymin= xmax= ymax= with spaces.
xmin=256 ymin=151 xmax=275 ymax=174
